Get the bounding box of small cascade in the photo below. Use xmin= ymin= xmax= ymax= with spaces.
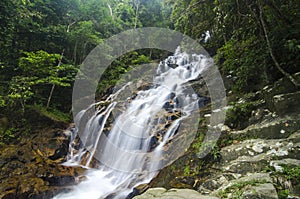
xmin=54 ymin=48 xmax=212 ymax=199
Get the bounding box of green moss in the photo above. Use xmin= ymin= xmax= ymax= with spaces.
xmin=217 ymin=179 xmax=268 ymax=198
xmin=29 ymin=105 xmax=71 ymax=123
xmin=281 ymin=165 xmax=300 ymax=184
xmin=273 ymin=165 xmax=300 ymax=185
xmin=184 ymin=165 xmax=190 ymax=176
xmin=0 ymin=127 xmax=17 ymax=145
xmin=278 ymin=189 xmax=289 ymax=199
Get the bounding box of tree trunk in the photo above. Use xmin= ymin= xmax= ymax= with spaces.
xmin=133 ymin=0 xmax=140 ymax=29
xmin=259 ymin=4 xmax=299 ymax=87
xmin=107 ymin=1 xmax=114 ymax=19
xmin=73 ymin=40 xmax=78 ymax=65
xmin=46 ymin=84 xmax=55 ymax=109
xmin=46 ymin=49 xmax=65 ymax=109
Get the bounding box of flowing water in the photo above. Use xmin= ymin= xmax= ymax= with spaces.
xmin=54 ymin=48 xmax=211 ymax=199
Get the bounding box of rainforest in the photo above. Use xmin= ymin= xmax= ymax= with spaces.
xmin=0 ymin=0 xmax=299 ymax=199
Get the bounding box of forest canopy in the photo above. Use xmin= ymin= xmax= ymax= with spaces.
xmin=0 ymin=0 xmax=299 ymax=143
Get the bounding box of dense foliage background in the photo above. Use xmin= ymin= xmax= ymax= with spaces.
xmin=0 ymin=0 xmax=299 ymax=144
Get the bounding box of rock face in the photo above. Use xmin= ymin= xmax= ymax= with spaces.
xmin=0 ymin=108 xmax=86 ymax=199
xmin=0 ymin=128 xmax=86 ymax=199
xmin=145 ymin=74 xmax=300 ymax=199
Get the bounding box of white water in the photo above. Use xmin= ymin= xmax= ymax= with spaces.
xmin=54 ymin=48 xmax=211 ymax=199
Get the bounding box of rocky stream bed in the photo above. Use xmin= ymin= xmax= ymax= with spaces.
xmin=0 ymin=73 xmax=299 ymax=199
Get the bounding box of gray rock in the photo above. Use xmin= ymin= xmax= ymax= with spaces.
xmin=263 ymin=72 xmax=300 ymax=112
xmin=228 ymin=117 xmax=300 ymax=141
xmin=214 ymin=173 xmax=273 ymax=193
xmin=133 ymin=188 xmax=219 ymax=199
xmin=273 ymin=91 xmax=300 ymax=116
xmin=242 ymin=183 xmax=278 ymax=199
xmin=270 ymin=158 xmax=300 ymax=172
xmin=218 ymin=130 xmax=300 ymax=174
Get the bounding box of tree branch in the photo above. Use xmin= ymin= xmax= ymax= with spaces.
xmin=177 ymin=0 xmax=206 ymax=22
xmin=259 ymin=4 xmax=299 ymax=87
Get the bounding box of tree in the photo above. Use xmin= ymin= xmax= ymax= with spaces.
xmin=170 ymin=0 xmax=300 ymax=92
xmin=8 ymin=50 xmax=77 ymax=111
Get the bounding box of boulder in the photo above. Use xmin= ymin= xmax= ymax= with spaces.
xmin=242 ymin=183 xmax=278 ymax=199
xmin=263 ymin=72 xmax=300 ymax=112
xmin=133 ymin=188 xmax=219 ymax=199
xmin=228 ymin=117 xmax=300 ymax=141
xmin=273 ymin=91 xmax=300 ymax=116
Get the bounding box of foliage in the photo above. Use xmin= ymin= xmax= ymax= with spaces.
xmin=132 ymin=55 xmax=151 ymax=65
xmin=216 ymin=36 xmax=268 ymax=92
xmin=8 ymin=76 xmax=37 ymax=111
xmin=7 ymin=50 xmax=77 ymax=110
xmin=225 ymin=93 xmax=262 ymax=129
xmin=0 ymin=128 xmax=17 ymax=146
xmin=278 ymin=189 xmax=289 ymax=199
xmin=30 ymin=105 xmax=71 ymax=123
xmin=277 ymin=165 xmax=300 ymax=185
xmin=183 ymin=165 xmax=191 ymax=176
xmin=267 ymin=164 xmax=300 ymax=198
xmin=96 ymin=51 xmax=155 ymax=98
xmin=171 ymin=0 xmax=300 ymax=93
xmin=0 ymin=0 xmax=171 ymax=117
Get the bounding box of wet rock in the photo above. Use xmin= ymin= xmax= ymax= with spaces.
xmin=168 ymin=63 xmax=179 ymax=68
xmin=249 ymin=109 xmax=273 ymax=125
xmin=150 ymin=72 xmax=300 ymax=199
xmin=149 ymin=134 xmax=162 ymax=151
xmin=202 ymin=179 xmax=222 ymax=191
xmin=198 ymin=96 xmax=211 ymax=107
xmin=0 ymin=127 xmax=85 ymax=199
xmin=168 ymin=176 xmax=196 ymax=189
xmin=127 ymin=184 xmax=149 ymax=199
xmin=49 ymin=143 xmax=69 ymax=161
xmin=162 ymin=100 xmax=174 ymax=111
xmin=42 ymin=174 xmax=76 ymax=186
xmin=167 ymin=92 xmax=176 ymax=100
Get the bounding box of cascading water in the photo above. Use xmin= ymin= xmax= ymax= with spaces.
xmin=54 ymin=47 xmax=211 ymax=199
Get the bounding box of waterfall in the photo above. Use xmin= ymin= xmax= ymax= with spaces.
xmin=54 ymin=48 xmax=211 ymax=199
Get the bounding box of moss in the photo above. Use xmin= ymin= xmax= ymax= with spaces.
xmin=271 ymin=165 xmax=300 ymax=185
xmin=0 ymin=127 xmax=17 ymax=145
xmin=217 ymin=179 xmax=268 ymax=198
xmin=184 ymin=165 xmax=190 ymax=176
xmin=28 ymin=105 xmax=71 ymax=123
xmin=225 ymin=93 xmax=262 ymax=129
xmin=280 ymin=165 xmax=300 ymax=184
xmin=278 ymin=189 xmax=289 ymax=199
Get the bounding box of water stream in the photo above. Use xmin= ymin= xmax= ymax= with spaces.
xmin=54 ymin=48 xmax=211 ymax=199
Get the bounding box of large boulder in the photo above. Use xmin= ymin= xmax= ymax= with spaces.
xmin=242 ymin=183 xmax=278 ymax=199
xmin=133 ymin=188 xmax=219 ymax=199
xmin=273 ymin=91 xmax=300 ymax=116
